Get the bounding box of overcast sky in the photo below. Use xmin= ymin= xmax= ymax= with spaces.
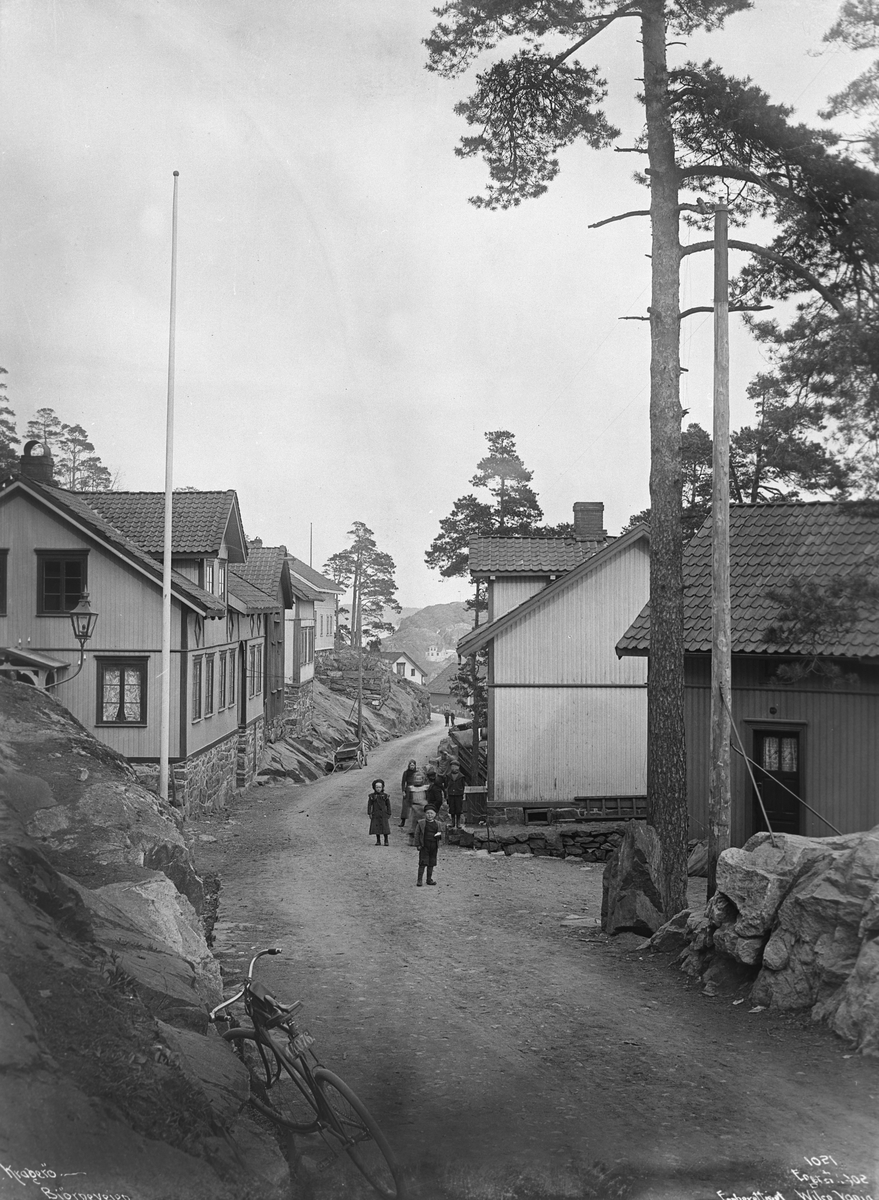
xmin=0 ymin=0 xmax=860 ymax=607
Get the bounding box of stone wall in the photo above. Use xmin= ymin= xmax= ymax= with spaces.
xmin=281 ymin=677 xmax=315 ymax=737
xmin=316 ymin=649 xmax=390 ymax=705
xmin=236 ymin=716 xmax=265 ymax=790
xmin=447 ymin=821 xmax=631 ymax=861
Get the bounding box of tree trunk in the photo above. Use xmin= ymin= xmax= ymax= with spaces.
xmin=641 ymin=0 xmax=688 ymax=918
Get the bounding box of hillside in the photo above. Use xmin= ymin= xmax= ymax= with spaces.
xmin=380 ymin=602 xmax=474 ymax=681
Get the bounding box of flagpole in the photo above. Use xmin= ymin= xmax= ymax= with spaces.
xmin=159 ymin=171 xmax=179 ymax=803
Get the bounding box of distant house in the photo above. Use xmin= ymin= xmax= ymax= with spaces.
xmin=617 ymin=502 xmax=879 ymax=842
xmin=428 ymin=659 xmax=461 ymax=712
xmin=0 ymin=442 xmax=269 ymax=812
xmin=379 ymin=649 xmax=428 ymax=687
xmin=286 ymin=557 xmax=343 ymax=654
xmin=459 ymin=506 xmax=650 ymax=822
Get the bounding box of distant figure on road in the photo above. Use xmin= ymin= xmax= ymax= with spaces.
xmin=406 ymin=770 xmax=429 ymax=844
xmin=446 ymin=761 xmax=466 ymax=829
xmin=442 ymin=705 xmax=452 ymax=727
xmin=368 ymin=780 xmax=391 ymax=846
xmin=400 ymin=759 xmax=418 ymax=827
xmin=415 ymin=804 xmax=443 ymax=886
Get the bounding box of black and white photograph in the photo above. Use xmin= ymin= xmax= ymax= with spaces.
xmin=1 ymin=1 xmax=878 ymax=1197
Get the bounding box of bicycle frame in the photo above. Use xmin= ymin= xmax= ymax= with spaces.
xmin=210 ymin=950 xmax=342 ymax=1139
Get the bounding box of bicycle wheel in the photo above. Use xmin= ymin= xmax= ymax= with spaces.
xmin=224 ymin=1027 xmax=319 ymax=1132
xmin=313 ymin=1068 xmax=403 ymax=1199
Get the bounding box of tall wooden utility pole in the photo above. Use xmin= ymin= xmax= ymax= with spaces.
xmin=708 ymin=203 xmax=732 ymax=897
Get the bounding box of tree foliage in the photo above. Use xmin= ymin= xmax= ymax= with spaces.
xmin=24 ymin=407 xmax=116 ymax=490
xmin=324 ymin=522 xmax=401 ymax=648
xmin=764 ymin=564 xmax=879 ymax=683
xmin=425 ymin=430 xmax=545 ymax=592
xmin=0 ymin=369 xmax=20 ymax=478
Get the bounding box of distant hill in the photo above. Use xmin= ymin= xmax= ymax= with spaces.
xmin=382 ymin=606 xmax=418 ymax=630
xmin=380 ymin=602 xmax=474 ymax=681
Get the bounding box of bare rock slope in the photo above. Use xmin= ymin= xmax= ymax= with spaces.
xmin=0 ymin=679 xmax=287 ymax=1200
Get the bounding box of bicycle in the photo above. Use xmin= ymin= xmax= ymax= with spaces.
xmin=210 ymin=948 xmax=403 ymax=1199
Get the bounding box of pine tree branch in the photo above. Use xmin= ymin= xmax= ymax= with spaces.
xmin=546 ymin=1 xmax=644 ymax=71
xmin=679 ymin=303 xmax=772 ymax=320
xmin=681 ymin=238 xmax=848 ymax=314
xmin=589 ymin=208 xmax=651 ymax=228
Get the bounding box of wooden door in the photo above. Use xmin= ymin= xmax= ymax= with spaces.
xmin=753 ymin=730 xmax=801 ymax=835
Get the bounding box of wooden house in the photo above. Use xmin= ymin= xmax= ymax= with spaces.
xmin=617 ymin=502 xmax=879 ymax=842
xmin=229 ymin=546 xmax=294 ymax=736
xmin=286 ymin=557 xmax=343 ymax=654
xmin=458 ymin=505 xmax=650 ymax=823
xmin=0 ymin=443 xmax=270 ymax=813
xmin=379 ymin=649 xmax=428 ymax=686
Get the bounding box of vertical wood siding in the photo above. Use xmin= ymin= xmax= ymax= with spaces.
xmin=492 ymin=687 xmax=647 ymax=804
xmin=492 ymin=578 xmax=547 ymax=621
xmin=685 ymin=656 xmax=879 ymax=841
xmin=487 ymin=544 xmax=650 ymax=805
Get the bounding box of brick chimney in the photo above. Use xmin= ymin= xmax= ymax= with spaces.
xmin=19 ymin=440 xmax=56 ymax=486
xmin=573 ymin=501 xmax=606 ymax=540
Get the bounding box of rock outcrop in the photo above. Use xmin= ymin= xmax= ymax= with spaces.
xmin=651 ymin=826 xmax=879 ymax=1056
xmin=601 ymin=821 xmax=666 ymax=936
xmin=0 ymin=679 xmax=289 ymax=1197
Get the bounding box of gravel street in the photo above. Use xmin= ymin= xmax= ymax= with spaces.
xmin=193 ymin=717 xmax=878 ymax=1200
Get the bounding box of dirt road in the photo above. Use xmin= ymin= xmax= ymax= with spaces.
xmin=193 ymin=717 xmax=878 ymax=1200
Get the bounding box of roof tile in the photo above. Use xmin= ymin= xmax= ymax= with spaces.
xmin=469 ymin=535 xmax=608 ymax=574
xmin=618 ymin=502 xmax=879 ymax=658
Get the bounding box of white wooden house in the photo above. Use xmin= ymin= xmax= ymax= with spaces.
xmin=458 ymin=503 xmax=650 ymax=822
xmin=286 ymin=557 xmax=343 ymax=654
xmin=379 ymin=649 xmax=428 ymax=687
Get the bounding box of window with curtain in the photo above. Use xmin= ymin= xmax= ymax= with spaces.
xmin=97 ymin=660 xmax=147 ymax=724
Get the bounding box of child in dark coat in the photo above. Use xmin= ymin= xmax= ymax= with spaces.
xmin=414 ymin=804 xmax=443 ymax=886
xmin=368 ymin=780 xmax=391 ymax=846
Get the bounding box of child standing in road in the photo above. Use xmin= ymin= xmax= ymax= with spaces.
xmin=414 ymin=804 xmax=443 ymax=886
xmin=368 ymin=780 xmax=391 ymax=846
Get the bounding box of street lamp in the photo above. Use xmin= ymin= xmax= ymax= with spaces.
xmin=48 ymin=592 xmax=99 ymax=687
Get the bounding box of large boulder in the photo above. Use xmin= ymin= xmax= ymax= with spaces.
xmin=0 ymin=680 xmax=203 ymax=910
xmin=602 ymin=821 xmax=665 ymax=936
xmin=663 ymin=825 xmax=879 ymax=1055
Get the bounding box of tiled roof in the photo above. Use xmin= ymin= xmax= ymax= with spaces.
xmin=237 ymin=545 xmax=288 ymax=598
xmin=617 ymin=502 xmax=879 ymax=659
xmin=7 ymin=482 xmax=224 ymax=615
xmin=468 ymin=535 xmax=608 ymax=575
xmin=228 ymin=570 xmax=278 ymax=613
xmin=78 ymin=490 xmax=239 ymax=555
xmin=287 ymin=556 xmax=344 ymax=593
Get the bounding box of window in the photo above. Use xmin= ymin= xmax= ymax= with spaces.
xmin=97 ymin=659 xmax=147 ymax=725
xmin=410 ymin=668 xmax=416 ymax=678
xmin=203 ymin=560 xmax=215 ymax=594
xmin=319 ymin=613 xmax=324 ymax=637
xmin=396 ymin=662 xmax=404 ymax=676
xmin=300 ymin=627 xmax=314 ymax=667
xmin=37 ymin=552 xmax=88 ymax=614
xmin=204 ymin=654 xmax=215 ymax=715
xmin=228 ymin=650 xmax=236 ymax=705
xmin=0 ymin=550 xmax=7 ymax=615
xmin=192 ymin=657 xmax=203 ymax=720
xmin=219 ymin=652 xmax=227 ymax=709
xmin=256 ymin=643 xmax=264 ymax=694
xmin=218 ymin=560 xmax=227 ymax=602
xmin=248 ymin=644 xmax=256 ymax=696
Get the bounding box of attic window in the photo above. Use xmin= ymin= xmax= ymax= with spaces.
xmin=203 ymin=560 xmax=215 ymax=594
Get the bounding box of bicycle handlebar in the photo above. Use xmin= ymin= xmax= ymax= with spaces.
xmin=208 ymin=947 xmax=283 ymax=1021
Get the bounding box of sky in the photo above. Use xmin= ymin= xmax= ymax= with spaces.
xmin=0 ymin=0 xmax=864 ymax=607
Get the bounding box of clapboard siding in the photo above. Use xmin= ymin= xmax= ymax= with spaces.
xmin=685 ymin=656 xmax=879 ymax=842
xmin=492 ymin=686 xmax=647 ymax=804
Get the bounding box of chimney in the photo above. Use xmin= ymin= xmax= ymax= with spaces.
xmin=573 ymin=501 xmax=606 ymax=540
xmin=19 ymin=440 xmax=56 ymax=486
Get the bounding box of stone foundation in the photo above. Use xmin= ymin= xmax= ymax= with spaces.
xmin=447 ymin=820 xmax=634 ymax=861
xmin=236 ymin=717 xmax=265 ymax=790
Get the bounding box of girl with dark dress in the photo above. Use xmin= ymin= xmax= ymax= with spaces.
xmin=368 ymin=780 xmax=391 ymax=845
xmin=399 ymin=759 xmax=418 ymax=827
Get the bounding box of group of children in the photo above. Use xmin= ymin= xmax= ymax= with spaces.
xmin=366 ymin=758 xmax=467 ymax=887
